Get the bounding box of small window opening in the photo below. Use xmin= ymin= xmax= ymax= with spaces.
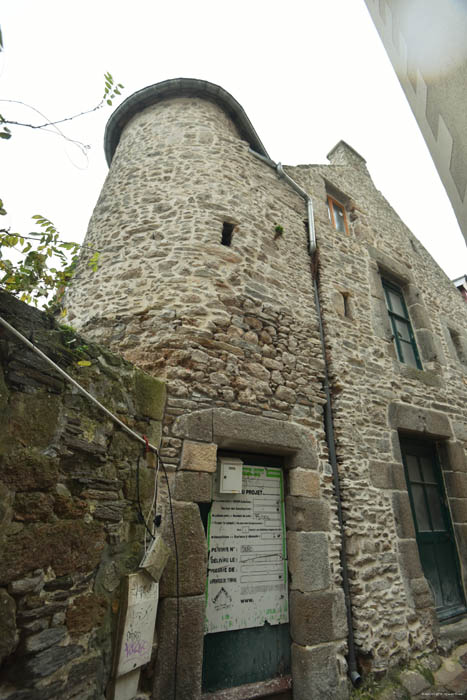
xmin=221 ymin=222 xmax=235 ymax=247
xmin=342 ymin=292 xmax=351 ymax=318
xmin=449 ymin=328 xmax=466 ymax=364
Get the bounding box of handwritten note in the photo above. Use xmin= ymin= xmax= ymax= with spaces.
xmin=116 ymin=572 xmax=159 ymax=677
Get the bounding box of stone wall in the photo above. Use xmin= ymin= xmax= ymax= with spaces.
xmin=64 ymin=84 xmax=349 ymax=699
xmin=63 ymin=79 xmax=467 ymax=697
xmin=0 ymin=291 xmax=165 ymax=699
xmin=287 ymin=143 xmax=467 ymax=669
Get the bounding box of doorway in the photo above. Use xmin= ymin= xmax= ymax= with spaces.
xmin=201 ymin=452 xmax=291 ymax=693
xmin=400 ymin=437 xmax=466 ymax=620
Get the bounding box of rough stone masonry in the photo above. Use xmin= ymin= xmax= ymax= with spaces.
xmin=63 ymin=78 xmax=467 ymax=699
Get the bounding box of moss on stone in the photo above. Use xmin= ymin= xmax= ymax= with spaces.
xmin=1 ymin=448 xmax=59 ymax=492
xmin=8 ymin=393 xmax=60 ymax=449
xmin=0 ymin=520 xmax=105 ymax=585
xmin=134 ymin=369 xmax=166 ymax=420
xmin=66 ymin=593 xmax=108 ymax=637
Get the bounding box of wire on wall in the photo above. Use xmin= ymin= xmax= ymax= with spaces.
xmin=0 ymin=313 xmax=180 ymax=699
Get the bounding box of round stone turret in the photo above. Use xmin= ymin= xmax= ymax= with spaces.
xmin=64 ymin=78 xmax=323 ymax=418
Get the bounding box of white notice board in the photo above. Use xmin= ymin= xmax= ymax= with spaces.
xmin=116 ymin=572 xmax=159 ymax=677
xmin=205 ymin=465 xmax=288 ymax=634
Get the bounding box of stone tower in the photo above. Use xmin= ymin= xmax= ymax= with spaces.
xmin=65 ymin=78 xmax=467 ymax=700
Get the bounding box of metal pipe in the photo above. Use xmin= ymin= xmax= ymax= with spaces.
xmin=313 ymin=280 xmax=361 ymax=688
xmin=248 ymin=148 xmax=316 ymax=253
xmin=276 ymin=162 xmax=316 ymax=254
xmin=0 ymin=314 xmax=160 ymax=455
xmin=249 ymin=146 xmax=361 ymax=686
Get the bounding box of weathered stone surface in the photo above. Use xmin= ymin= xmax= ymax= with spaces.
xmin=14 ymin=492 xmax=54 ymax=523
xmin=286 ymin=436 xmax=319 ymax=470
xmin=369 ymin=460 xmax=406 ymax=490
xmin=159 ymin=502 xmax=207 ymax=597
xmin=0 ymin=521 xmax=105 ymax=584
xmin=287 ymin=531 xmax=330 ymax=591
xmin=53 ymin=494 xmax=87 ymax=519
xmin=289 ymin=590 xmax=347 ymax=645
xmin=93 ymin=502 xmax=124 ymax=522
xmin=416 ymin=328 xmax=445 ymax=364
xmin=446 ymin=472 xmax=467 ymax=499
xmin=153 ymin=595 xmax=204 ymax=700
xmin=7 ymin=393 xmax=60 ymax=450
xmin=286 ymin=496 xmax=330 ymax=531
xmin=180 ymin=440 xmax=217 ymax=473
xmin=212 ymin=408 xmax=308 ymax=452
xmin=288 ymin=468 xmax=320 ymax=497
xmin=23 ymin=626 xmax=67 ymax=654
xmin=134 ymin=369 xmax=166 ymax=420
xmin=0 ymin=450 xmax=59 ymax=492
xmin=450 ymin=498 xmax=467 ymax=523
xmin=392 ymin=492 xmax=415 ymax=538
xmin=398 ymin=539 xmax=423 ymax=580
xmin=291 ymin=642 xmax=348 ymax=700
xmin=66 ymin=594 xmax=107 ymax=636
xmin=0 ymin=481 xmax=14 ymax=545
xmin=9 ymin=574 xmax=44 ymax=596
xmin=399 ymin=669 xmax=430 ymax=695
xmin=388 ymin=404 xmax=451 ymax=438
xmin=438 ymin=441 xmax=467 ymax=472
xmin=22 ymin=643 xmax=83 ymax=679
xmin=174 ymin=471 xmax=212 ymax=502
xmin=172 ymin=410 xmax=213 ymax=442
xmin=0 ymin=588 xmax=18 ymax=663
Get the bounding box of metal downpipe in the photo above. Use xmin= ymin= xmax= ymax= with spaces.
xmin=249 ymin=147 xmax=361 ymax=686
xmin=312 ymin=279 xmax=361 ymax=688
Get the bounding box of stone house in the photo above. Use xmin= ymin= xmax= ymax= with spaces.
xmin=63 ymin=78 xmax=467 ymax=700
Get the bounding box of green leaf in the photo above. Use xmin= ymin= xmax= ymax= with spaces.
xmin=106 ymin=99 xmax=112 ymax=106
xmin=77 ymin=360 xmax=92 ymax=367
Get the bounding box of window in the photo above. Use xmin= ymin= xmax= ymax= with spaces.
xmin=221 ymin=222 xmax=235 ymax=246
xmin=327 ymin=195 xmax=349 ymax=234
xmin=382 ymin=279 xmax=422 ymax=369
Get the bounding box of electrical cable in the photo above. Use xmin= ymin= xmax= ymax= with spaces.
xmin=158 ymin=453 xmax=179 ymax=700
xmin=0 ymin=314 xmax=160 ymax=455
xmin=0 ymin=312 xmax=180 ymax=697
xmin=136 ymin=451 xmax=156 ymax=541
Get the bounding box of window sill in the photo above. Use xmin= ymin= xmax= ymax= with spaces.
xmin=395 ymin=362 xmax=442 ymax=388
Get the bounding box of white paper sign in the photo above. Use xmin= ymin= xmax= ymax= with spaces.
xmin=117 ymin=572 xmax=159 ymax=676
xmin=205 ymin=465 xmax=288 ymax=634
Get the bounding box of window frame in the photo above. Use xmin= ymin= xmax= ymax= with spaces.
xmin=327 ymin=195 xmax=349 ymax=234
xmin=382 ymin=278 xmax=422 ymax=369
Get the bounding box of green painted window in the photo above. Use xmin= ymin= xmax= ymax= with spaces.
xmin=382 ymin=279 xmax=422 ymax=369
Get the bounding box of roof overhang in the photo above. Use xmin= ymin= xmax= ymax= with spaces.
xmin=104 ymin=77 xmax=270 ymax=165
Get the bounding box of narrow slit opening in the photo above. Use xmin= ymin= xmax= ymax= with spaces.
xmin=449 ymin=328 xmax=466 ymax=364
xmin=221 ymin=222 xmax=235 ymax=247
xmin=342 ymin=292 xmax=351 ymax=318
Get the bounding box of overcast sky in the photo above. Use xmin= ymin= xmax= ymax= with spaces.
xmin=2 ymin=0 xmax=466 ymax=281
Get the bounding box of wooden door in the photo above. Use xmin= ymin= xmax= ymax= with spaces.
xmin=400 ymin=438 xmax=466 ymax=620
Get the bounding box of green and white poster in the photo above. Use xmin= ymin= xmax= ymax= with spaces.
xmin=205 ymin=465 xmax=288 ymax=634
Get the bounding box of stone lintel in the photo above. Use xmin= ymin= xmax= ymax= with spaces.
xmin=388 ymin=403 xmax=452 ymax=438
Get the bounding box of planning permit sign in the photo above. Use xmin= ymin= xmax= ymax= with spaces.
xmin=205 ymin=465 xmax=288 ymax=634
